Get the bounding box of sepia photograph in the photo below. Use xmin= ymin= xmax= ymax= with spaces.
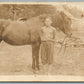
xmin=0 ymin=2 xmax=83 ymax=82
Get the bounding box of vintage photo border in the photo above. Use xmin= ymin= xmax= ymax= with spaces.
xmin=0 ymin=1 xmax=83 ymax=82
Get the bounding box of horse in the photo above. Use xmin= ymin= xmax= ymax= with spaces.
xmin=0 ymin=16 xmax=44 ymax=70
xmin=0 ymin=13 xmax=72 ymax=70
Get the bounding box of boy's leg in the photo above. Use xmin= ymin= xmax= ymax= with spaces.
xmin=47 ymin=42 xmax=54 ymax=64
xmin=41 ymin=42 xmax=48 ymax=65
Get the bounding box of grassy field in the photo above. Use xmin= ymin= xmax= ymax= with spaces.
xmin=0 ymin=40 xmax=83 ymax=76
xmin=0 ymin=3 xmax=83 ymax=76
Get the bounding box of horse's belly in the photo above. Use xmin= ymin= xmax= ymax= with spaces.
xmin=3 ymin=36 xmax=31 ymax=45
xmin=1 ymin=22 xmax=41 ymax=45
xmin=2 ymin=29 xmax=31 ymax=45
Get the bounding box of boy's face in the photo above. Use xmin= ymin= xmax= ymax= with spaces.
xmin=44 ymin=18 xmax=52 ymax=27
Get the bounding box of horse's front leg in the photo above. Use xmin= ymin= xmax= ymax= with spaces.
xmin=32 ymin=42 xmax=40 ymax=70
xmin=35 ymin=42 xmax=40 ymax=70
xmin=32 ymin=43 xmax=36 ymax=70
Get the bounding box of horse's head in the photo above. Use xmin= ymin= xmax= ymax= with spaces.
xmin=47 ymin=11 xmax=72 ymax=37
xmin=39 ymin=10 xmax=72 ymax=37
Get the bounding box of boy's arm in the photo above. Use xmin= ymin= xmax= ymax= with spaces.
xmin=40 ymin=28 xmax=43 ymax=40
xmin=49 ymin=28 xmax=56 ymax=43
xmin=53 ymin=28 xmax=57 ymax=43
xmin=40 ymin=27 xmax=46 ymax=41
xmin=53 ymin=28 xmax=60 ymax=43
xmin=53 ymin=28 xmax=56 ymax=40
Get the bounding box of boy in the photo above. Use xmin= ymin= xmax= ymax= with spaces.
xmin=40 ymin=17 xmax=56 ymax=65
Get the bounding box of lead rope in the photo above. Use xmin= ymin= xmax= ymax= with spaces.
xmin=57 ymin=36 xmax=67 ymax=55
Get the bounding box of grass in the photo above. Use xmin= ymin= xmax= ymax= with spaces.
xmin=0 ymin=41 xmax=83 ymax=75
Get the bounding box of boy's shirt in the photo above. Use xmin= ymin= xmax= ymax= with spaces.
xmin=40 ymin=26 xmax=56 ymax=42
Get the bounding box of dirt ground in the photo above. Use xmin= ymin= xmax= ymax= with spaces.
xmin=0 ymin=41 xmax=83 ymax=76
